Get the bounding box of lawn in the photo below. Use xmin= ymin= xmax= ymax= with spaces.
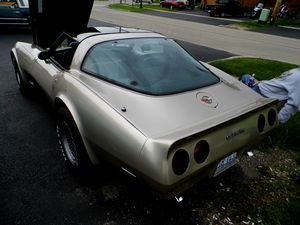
xmin=109 ymin=3 xmax=300 ymax=30
xmin=109 ymin=3 xmax=175 ymax=12
xmin=237 ymin=18 xmax=300 ymax=29
xmin=210 ymin=57 xmax=297 ymax=80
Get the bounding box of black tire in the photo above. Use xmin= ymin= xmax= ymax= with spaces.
xmin=11 ymin=55 xmax=28 ymax=95
xmin=56 ymin=108 xmax=91 ymax=171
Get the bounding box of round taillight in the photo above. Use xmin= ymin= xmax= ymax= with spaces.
xmin=194 ymin=140 xmax=209 ymax=164
xmin=172 ymin=149 xmax=189 ymax=176
xmin=268 ymin=108 xmax=277 ymax=126
xmin=257 ymin=114 xmax=265 ymax=133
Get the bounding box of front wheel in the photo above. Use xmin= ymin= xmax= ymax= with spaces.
xmin=11 ymin=55 xmax=29 ymax=95
xmin=56 ymin=108 xmax=91 ymax=171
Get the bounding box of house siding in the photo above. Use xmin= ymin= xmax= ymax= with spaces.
xmin=205 ymin=0 xmax=300 ymax=8
xmin=205 ymin=0 xmax=260 ymax=7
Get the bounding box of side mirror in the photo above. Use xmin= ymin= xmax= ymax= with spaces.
xmin=38 ymin=51 xmax=50 ymax=60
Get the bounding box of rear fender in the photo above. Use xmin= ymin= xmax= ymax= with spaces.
xmin=54 ymin=95 xmax=100 ymax=165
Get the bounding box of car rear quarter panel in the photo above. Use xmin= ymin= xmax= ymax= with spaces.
xmin=54 ymin=71 xmax=148 ymax=170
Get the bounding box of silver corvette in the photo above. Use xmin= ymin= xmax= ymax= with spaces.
xmin=11 ymin=26 xmax=278 ymax=198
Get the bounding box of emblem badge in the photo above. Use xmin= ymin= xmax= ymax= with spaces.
xmin=201 ymin=96 xmax=213 ymax=104
xmin=197 ymin=92 xmax=218 ymax=108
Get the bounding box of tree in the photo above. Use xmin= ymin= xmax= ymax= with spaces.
xmin=270 ymin=0 xmax=282 ymax=25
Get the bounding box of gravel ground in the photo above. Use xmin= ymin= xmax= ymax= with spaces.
xmin=193 ymin=147 xmax=300 ymax=225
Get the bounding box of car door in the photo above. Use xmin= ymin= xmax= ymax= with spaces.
xmin=29 ymin=0 xmax=94 ymax=49
xmin=33 ymin=56 xmax=63 ymax=99
xmin=34 ymin=33 xmax=78 ymax=98
xmin=0 ymin=1 xmax=22 ymax=21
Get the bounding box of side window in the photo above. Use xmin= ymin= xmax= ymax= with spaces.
xmin=49 ymin=33 xmax=78 ymax=69
xmin=18 ymin=0 xmax=26 ymax=7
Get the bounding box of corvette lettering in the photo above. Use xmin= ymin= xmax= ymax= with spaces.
xmin=226 ymin=128 xmax=245 ymax=141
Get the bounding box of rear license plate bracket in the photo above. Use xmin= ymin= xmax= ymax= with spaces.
xmin=214 ymin=152 xmax=237 ymax=177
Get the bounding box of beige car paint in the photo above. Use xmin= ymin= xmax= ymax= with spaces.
xmin=12 ymin=29 xmax=278 ymax=198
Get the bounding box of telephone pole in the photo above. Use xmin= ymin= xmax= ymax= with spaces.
xmin=270 ymin=0 xmax=282 ymax=25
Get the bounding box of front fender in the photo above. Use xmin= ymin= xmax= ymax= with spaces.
xmin=11 ymin=47 xmax=30 ymax=85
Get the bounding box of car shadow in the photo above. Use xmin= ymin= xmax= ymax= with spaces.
xmin=78 ymin=163 xmax=249 ymax=225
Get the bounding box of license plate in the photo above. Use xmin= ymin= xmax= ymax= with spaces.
xmin=214 ymin=152 xmax=237 ymax=177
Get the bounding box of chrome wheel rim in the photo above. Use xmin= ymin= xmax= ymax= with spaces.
xmin=60 ymin=121 xmax=78 ymax=166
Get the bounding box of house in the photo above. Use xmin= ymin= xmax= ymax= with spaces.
xmin=205 ymin=0 xmax=299 ymax=9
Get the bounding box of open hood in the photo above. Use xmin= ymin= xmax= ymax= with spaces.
xmin=29 ymin=0 xmax=94 ymax=49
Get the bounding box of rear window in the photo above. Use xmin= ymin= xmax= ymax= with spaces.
xmin=82 ymin=38 xmax=219 ymax=95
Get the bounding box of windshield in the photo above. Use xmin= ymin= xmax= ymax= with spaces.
xmin=17 ymin=0 xmax=29 ymax=7
xmin=82 ymin=38 xmax=219 ymax=95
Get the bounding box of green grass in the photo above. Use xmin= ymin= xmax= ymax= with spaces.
xmin=109 ymin=3 xmax=175 ymax=12
xmin=269 ymin=113 xmax=300 ymax=153
xmin=276 ymin=18 xmax=300 ymax=27
xmin=210 ymin=57 xmax=299 ymax=155
xmin=238 ymin=18 xmax=300 ymax=29
xmin=210 ymin=57 xmax=297 ymax=80
xmin=109 ymin=3 xmax=300 ymax=29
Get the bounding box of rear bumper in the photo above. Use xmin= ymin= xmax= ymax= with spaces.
xmin=142 ymin=134 xmax=265 ymax=199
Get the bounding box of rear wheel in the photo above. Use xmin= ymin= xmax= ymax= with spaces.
xmin=56 ymin=108 xmax=91 ymax=171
